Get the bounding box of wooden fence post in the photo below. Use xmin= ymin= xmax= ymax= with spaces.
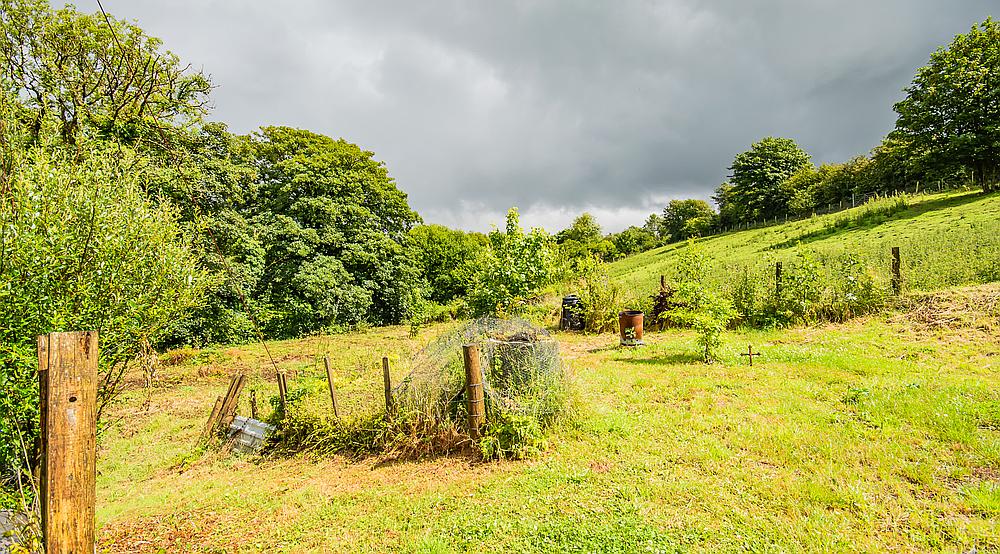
xmin=382 ymin=357 xmax=394 ymax=417
xmin=38 ymin=331 xmax=98 ymax=554
xmin=277 ymin=372 xmax=288 ymax=418
xmin=324 ymin=355 xmax=339 ymax=418
xmin=891 ymin=246 xmax=902 ymax=295
xmin=462 ymin=344 xmax=485 ymax=439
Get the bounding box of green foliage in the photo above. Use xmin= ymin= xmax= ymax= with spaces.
xmin=247 ymin=127 xmax=423 ymax=334
xmin=719 ymin=137 xmax=812 ymax=224
xmin=556 ymin=212 xmax=603 ymax=244
xmin=409 ymin=224 xmax=486 ymax=303
xmin=0 ymin=0 xmax=210 ymax=146
xmin=556 ymin=213 xmax=616 ymax=263
xmin=608 ymin=226 xmax=658 ymax=258
xmin=479 ymin=413 xmax=548 ymax=460
xmin=894 ymin=18 xmax=1000 ymax=193
xmin=661 ymin=199 xmax=717 ymax=242
xmin=0 ymin=106 xmax=205 ymax=496
xmin=666 ymin=244 xmax=736 ymax=362
xmin=469 ymin=208 xmax=557 ymax=316
xmin=572 ymin=256 xmax=621 ymax=333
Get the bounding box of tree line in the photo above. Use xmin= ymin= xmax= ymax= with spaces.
xmin=625 ymin=18 xmax=999 ymax=245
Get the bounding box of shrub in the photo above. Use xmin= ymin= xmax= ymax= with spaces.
xmin=0 ymin=129 xmax=205 ymax=503
xmin=573 ymin=256 xmax=621 ymax=333
xmin=479 ymin=413 xmax=548 ymax=460
xmin=469 ymin=208 xmax=558 ymax=316
xmin=667 ymin=244 xmax=737 ymax=362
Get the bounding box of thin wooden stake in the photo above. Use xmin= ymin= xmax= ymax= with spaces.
xmin=382 ymin=357 xmax=394 ymax=417
xmin=250 ymin=389 xmax=258 ymax=420
xmin=462 ymin=344 xmax=485 ymax=439
xmin=218 ymin=374 xmax=245 ymax=429
xmin=891 ymin=246 xmax=902 ymax=295
xmin=324 ymin=355 xmax=339 ymax=418
xmin=38 ymin=331 xmax=98 ymax=554
xmin=201 ymin=395 xmax=224 ymax=441
xmin=277 ymin=372 xmax=288 ymax=417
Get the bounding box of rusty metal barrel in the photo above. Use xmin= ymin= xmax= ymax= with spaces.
xmin=618 ymin=310 xmax=644 ymax=346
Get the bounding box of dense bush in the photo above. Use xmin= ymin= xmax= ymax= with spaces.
xmin=409 ymin=224 xmax=486 ymax=304
xmin=469 ymin=208 xmax=558 ymax=316
xmin=572 ymin=256 xmax=622 ymax=333
xmin=0 ymin=112 xmax=205 ymax=503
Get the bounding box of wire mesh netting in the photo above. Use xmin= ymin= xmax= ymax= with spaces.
xmin=394 ymin=318 xmax=564 ymax=429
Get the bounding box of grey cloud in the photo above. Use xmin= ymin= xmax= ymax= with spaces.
xmin=102 ymin=0 xmax=994 ymax=232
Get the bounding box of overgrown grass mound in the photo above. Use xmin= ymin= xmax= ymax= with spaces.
xmin=270 ymin=319 xmax=570 ymax=460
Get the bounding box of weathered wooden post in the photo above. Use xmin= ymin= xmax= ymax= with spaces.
xmin=202 ymin=395 xmax=224 ymax=440
xmin=324 ymin=355 xmax=339 ymax=418
xmin=38 ymin=331 xmax=98 ymax=554
xmin=382 ymin=357 xmax=394 ymax=417
xmin=775 ymin=261 xmax=783 ymax=298
xmin=891 ymin=246 xmax=902 ymax=295
xmin=462 ymin=344 xmax=485 ymax=439
xmin=276 ymin=372 xmax=288 ymax=417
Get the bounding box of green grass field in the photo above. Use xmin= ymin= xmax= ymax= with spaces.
xmin=91 ymin=192 xmax=1000 ymax=552
xmin=609 ymin=190 xmax=1000 ymax=296
xmin=96 ymin=284 xmax=999 ymax=552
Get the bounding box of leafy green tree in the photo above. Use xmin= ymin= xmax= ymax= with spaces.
xmin=643 ymin=213 xmax=665 ymax=240
xmin=893 ymin=18 xmax=1000 ymax=193
xmin=722 ymin=137 xmax=811 ymax=223
xmin=0 ymin=0 xmax=210 ymax=146
xmin=556 ymin=213 xmax=603 ymax=244
xmin=409 ymin=224 xmax=486 ymax=303
xmin=713 ymin=183 xmax=740 ymax=228
xmin=609 ymin=226 xmax=657 ymax=257
xmin=661 ymin=199 xmax=717 ymax=241
xmin=248 ymin=127 xmax=422 ymax=334
xmin=557 ymin=213 xmax=613 ymax=264
xmin=469 ymin=208 xmax=557 ymax=316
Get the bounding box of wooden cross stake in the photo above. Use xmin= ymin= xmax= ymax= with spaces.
xmin=739 ymin=344 xmax=762 ymax=366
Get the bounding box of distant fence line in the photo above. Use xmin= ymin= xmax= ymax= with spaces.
xmin=706 ymin=181 xmax=966 ymax=237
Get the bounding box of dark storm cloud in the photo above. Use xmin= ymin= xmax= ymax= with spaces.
xmin=101 ymin=0 xmax=994 ymax=231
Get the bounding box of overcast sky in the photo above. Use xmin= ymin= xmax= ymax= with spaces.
xmin=100 ymin=0 xmax=993 ymax=233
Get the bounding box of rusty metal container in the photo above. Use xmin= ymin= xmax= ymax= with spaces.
xmin=618 ymin=310 xmax=644 ymax=346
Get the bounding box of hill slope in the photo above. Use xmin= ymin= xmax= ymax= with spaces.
xmin=610 ymin=190 xmax=1000 ymax=295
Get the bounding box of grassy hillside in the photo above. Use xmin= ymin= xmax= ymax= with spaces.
xmin=610 ymin=190 xmax=1000 ymax=296
xmin=96 ymin=286 xmax=999 ymax=552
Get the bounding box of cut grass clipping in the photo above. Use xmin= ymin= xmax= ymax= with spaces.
xmin=268 ymin=318 xmax=570 ymax=460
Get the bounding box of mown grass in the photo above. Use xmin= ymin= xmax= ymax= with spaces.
xmin=95 ymin=284 xmax=1000 ymax=552
xmin=610 ymin=190 xmax=1000 ymax=296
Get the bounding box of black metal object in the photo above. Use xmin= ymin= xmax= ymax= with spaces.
xmin=560 ymin=295 xmax=585 ymax=331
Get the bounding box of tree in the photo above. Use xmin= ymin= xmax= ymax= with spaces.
xmin=667 ymin=243 xmax=735 ymax=363
xmin=723 ymin=137 xmax=811 ymax=223
xmin=556 ymin=213 xmax=603 ymax=244
xmin=893 ymin=18 xmax=1000 ymax=193
xmin=661 ymin=199 xmax=717 ymax=242
xmin=609 ymin=226 xmax=658 ymax=257
xmin=0 ymin=0 xmax=210 ymax=146
xmin=469 ymin=208 xmax=557 ymax=316
xmin=249 ymin=127 xmax=422 ymax=334
xmin=409 ymin=224 xmax=486 ymax=303
xmin=643 ymin=213 xmax=665 ymax=240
